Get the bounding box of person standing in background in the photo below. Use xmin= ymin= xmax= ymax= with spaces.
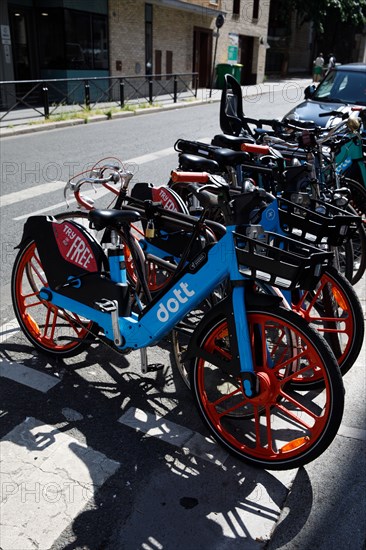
xmin=313 ymin=53 xmax=324 ymax=82
xmin=326 ymin=53 xmax=336 ymax=75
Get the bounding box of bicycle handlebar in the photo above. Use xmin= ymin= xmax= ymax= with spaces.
xmin=64 ymin=166 xmax=134 ymax=209
xmin=241 ymin=143 xmax=271 ymax=155
xmin=170 ymin=170 xmax=210 ymax=183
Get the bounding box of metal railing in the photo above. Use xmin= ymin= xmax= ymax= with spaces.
xmin=0 ymin=72 xmax=199 ymax=124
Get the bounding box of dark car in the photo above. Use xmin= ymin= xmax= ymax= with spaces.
xmin=283 ymin=63 xmax=366 ymax=128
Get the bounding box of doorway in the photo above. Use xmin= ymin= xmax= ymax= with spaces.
xmin=193 ymin=27 xmax=213 ymax=88
xmin=239 ymin=35 xmax=256 ymax=84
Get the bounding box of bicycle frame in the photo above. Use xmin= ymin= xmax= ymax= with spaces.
xmin=38 ymin=224 xmax=257 ymax=392
xmin=335 ymin=134 xmax=366 ymax=187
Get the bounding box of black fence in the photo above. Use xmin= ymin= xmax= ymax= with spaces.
xmin=0 ymin=72 xmax=199 ymax=123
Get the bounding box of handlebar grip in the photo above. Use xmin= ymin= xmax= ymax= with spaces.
xmin=319 ymin=110 xmax=348 ymax=119
xmin=170 ymin=170 xmax=210 ymax=183
xmin=241 ymin=143 xmax=270 ymax=154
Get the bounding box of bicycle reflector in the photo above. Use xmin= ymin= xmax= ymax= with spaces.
xmin=279 ymin=436 xmax=310 ymax=453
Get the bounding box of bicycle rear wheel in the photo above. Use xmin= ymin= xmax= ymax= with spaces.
xmin=11 ymin=239 xmax=97 ymax=357
xmin=190 ymin=305 xmax=344 ymax=470
xmin=291 ymin=266 xmax=364 ymax=384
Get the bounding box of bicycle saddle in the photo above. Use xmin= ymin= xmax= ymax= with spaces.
xmin=89 ymin=209 xmax=141 ymax=230
xmin=178 ymin=153 xmax=220 ymax=173
xmin=211 ymin=134 xmax=255 ymax=151
xmin=205 ymin=148 xmax=251 ymax=168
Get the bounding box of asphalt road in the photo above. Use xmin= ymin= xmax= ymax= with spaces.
xmin=1 ymin=85 xmax=365 ymax=550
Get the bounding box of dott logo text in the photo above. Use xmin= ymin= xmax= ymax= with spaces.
xmin=157 ymin=282 xmax=195 ymax=322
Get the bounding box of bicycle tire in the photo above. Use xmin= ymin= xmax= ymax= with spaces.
xmin=189 ymin=304 xmax=344 ymax=470
xmin=335 ymin=239 xmax=353 ymax=284
xmin=291 ymin=266 xmax=364 ymax=383
xmin=336 ymin=190 xmax=366 ymax=284
xmin=11 ymin=239 xmax=98 ymax=357
xmin=341 ymin=176 xmax=366 ymax=218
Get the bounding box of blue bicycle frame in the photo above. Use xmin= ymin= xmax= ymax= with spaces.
xmin=39 ymin=224 xmax=257 ymax=395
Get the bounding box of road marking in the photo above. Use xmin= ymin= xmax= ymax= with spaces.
xmin=1 ymin=180 xmax=66 ymax=207
xmin=0 ymin=417 xmax=120 ymax=550
xmin=13 ymin=185 xmax=111 ymax=220
xmin=3 ymin=146 xmax=176 ymax=211
xmin=0 ymin=319 xmax=20 ymax=343
xmin=6 ymin=137 xmax=211 ymax=218
xmin=338 ymin=424 xmax=366 ymax=441
xmin=118 ymin=406 xmax=229 ymax=466
xmin=117 ymin=406 xmax=298 ymax=546
xmin=0 ymin=359 xmax=60 ymax=392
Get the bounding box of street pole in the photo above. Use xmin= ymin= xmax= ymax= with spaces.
xmin=209 ymin=14 xmax=225 ymax=99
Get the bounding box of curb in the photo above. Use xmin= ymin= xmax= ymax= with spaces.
xmin=0 ymin=98 xmax=217 ymax=138
xmin=0 ymin=79 xmax=311 ymax=139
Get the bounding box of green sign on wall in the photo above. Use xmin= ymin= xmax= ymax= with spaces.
xmin=228 ymin=45 xmax=238 ymax=62
xmin=228 ymin=33 xmax=239 ymax=63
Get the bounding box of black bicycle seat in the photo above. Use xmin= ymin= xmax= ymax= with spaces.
xmin=211 ymin=134 xmax=255 ymax=151
xmin=178 ymin=153 xmax=220 ymax=173
xmin=89 ymin=209 xmax=141 ymax=230
xmin=207 ymin=148 xmax=251 ymax=167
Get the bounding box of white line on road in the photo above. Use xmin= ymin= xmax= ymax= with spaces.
xmin=338 ymin=424 xmax=366 ymax=442
xmin=119 ymin=406 xmax=229 ymax=466
xmin=0 ymin=417 xmax=120 ymax=550
xmin=0 ymin=359 xmax=60 ymax=392
xmin=0 ymin=319 xmax=20 ymax=343
xmin=5 ymin=138 xmax=212 ymax=219
xmin=1 ymin=180 xmax=66 ymax=207
xmin=3 ymin=146 xmax=177 ymax=212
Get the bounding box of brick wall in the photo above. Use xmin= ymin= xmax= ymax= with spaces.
xmin=109 ymin=0 xmax=218 ymax=76
xmin=219 ymin=0 xmax=271 ymax=82
xmin=109 ymin=0 xmax=270 ymax=84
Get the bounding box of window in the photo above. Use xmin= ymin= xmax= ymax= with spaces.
xmin=37 ymin=9 xmax=65 ymax=69
xmin=92 ymin=16 xmax=108 ymax=70
xmin=64 ymin=10 xmax=108 ymax=70
xmin=38 ymin=9 xmax=108 ymax=70
xmin=252 ymin=0 xmax=260 ymax=20
xmin=233 ymin=0 xmax=240 ymax=16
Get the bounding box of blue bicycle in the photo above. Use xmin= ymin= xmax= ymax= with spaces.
xmin=12 ymin=186 xmax=344 ymax=470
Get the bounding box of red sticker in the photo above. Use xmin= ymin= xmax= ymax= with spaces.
xmin=53 ymin=222 xmax=97 ymax=272
xmin=151 ymin=187 xmax=180 ymax=211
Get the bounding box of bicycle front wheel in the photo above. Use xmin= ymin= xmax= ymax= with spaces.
xmin=189 ymin=305 xmax=344 ymax=470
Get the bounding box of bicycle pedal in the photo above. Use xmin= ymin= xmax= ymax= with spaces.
xmin=94 ymin=299 xmax=117 ymax=312
xmin=145 ymin=363 xmax=164 ymax=373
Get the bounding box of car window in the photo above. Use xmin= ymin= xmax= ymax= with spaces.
xmin=314 ymin=71 xmax=337 ymax=99
xmin=314 ymin=70 xmax=366 ymax=105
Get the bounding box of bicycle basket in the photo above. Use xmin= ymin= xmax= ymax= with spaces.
xmin=278 ymin=197 xmax=360 ymax=246
xmin=234 ymin=230 xmax=332 ymax=290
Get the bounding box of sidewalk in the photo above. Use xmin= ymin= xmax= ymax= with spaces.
xmin=2 ymin=73 xmax=363 ymax=548
xmin=0 ymin=76 xmax=312 ymax=138
xmin=267 ymin=270 xmax=366 ymax=549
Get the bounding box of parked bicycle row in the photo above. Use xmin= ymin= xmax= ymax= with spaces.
xmin=11 ymin=78 xmax=366 ymax=471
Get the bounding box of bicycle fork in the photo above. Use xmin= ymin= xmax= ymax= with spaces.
xmin=231 ymin=284 xmax=260 ymax=397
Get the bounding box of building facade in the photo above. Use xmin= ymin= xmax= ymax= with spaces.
xmin=0 ymin=0 xmax=271 ymax=95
